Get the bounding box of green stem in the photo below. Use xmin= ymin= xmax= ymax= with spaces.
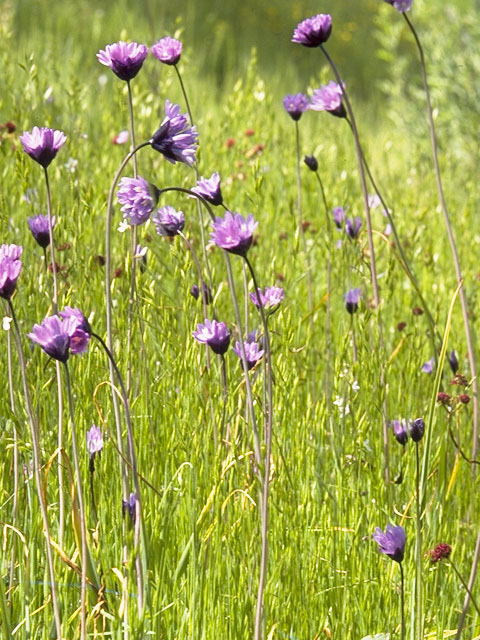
xmin=294 ymin=121 xmax=313 ymax=317
xmin=415 ymin=442 xmax=422 ymax=640
xmin=400 ymin=561 xmax=405 ymax=640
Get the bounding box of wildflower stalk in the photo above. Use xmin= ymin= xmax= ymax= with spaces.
xmin=63 ymin=362 xmax=88 ymax=639
xmin=319 ymin=45 xmax=390 ymax=484
xmin=447 ymin=559 xmax=480 ymax=618
xmin=178 ymin=230 xmax=211 ymax=328
xmin=7 ymin=300 xmax=62 ymax=639
xmin=415 ymin=441 xmax=422 ymax=640
xmin=399 ymin=561 xmax=405 ymax=640
xmin=455 ymin=528 xmax=480 ymax=638
xmin=6 ymin=328 xmax=19 ymax=601
xmin=294 ymin=121 xmax=313 ymax=318
xmin=403 ymin=13 xmax=479 ymax=460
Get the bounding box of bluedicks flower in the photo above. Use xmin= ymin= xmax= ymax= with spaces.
xmin=96 ymin=41 xmax=148 ymax=81
xmin=86 ymin=425 xmax=104 ymax=457
xmin=150 ymin=100 xmax=198 ymax=166
xmin=28 ymin=214 xmax=55 ymax=249
xmin=191 ymin=172 xmax=223 ymax=206
xmin=20 ymin=127 xmax=67 ymax=169
xmin=310 ymin=82 xmax=346 ymax=118
xmin=392 ymin=419 xmax=409 ymax=446
xmin=373 ymin=524 xmax=406 ymax=563
xmin=59 ymin=306 xmax=91 ymax=355
xmin=193 ymin=319 xmax=231 ymax=355
xmin=384 ymin=0 xmax=413 ymax=12
xmin=344 ymin=288 xmax=362 ymax=314
xmin=152 ymin=206 xmax=185 ymax=237
xmin=409 ymin=418 xmax=425 ymax=443
xmin=117 ymin=176 xmax=158 ymax=225
xmin=151 ymin=37 xmax=182 ymax=65
xmin=345 ymin=217 xmax=362 ymax=239
xmin=122 ymin=492 xmax=138 ymax=524
xmin=211 ymin=211 xmax=258 ymax=257
xmin=304 ymin=155 xmax=318 ymax=172
xmin=0 ymin=244 xmax=22 ymax=300
xmin=283 ymin=93 xmax=310 ymax=121
xmin=448 ymin=350 xmax=459 ymax=375
xmin=250 ymin=286 xmax=285 ymax=310
xmin=333 ymin=206 xmax=346 ymax=229
xmin=422 ymin=357 xmax=434 ymax=374
xmin=291 ymin=14 xmax=332 ymax=47
xmin=233 ymin=338 xmax=265 ymax=370
xmin=28 ymin=315 xmax=79 ymax=363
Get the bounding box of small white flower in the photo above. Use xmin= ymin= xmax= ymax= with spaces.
xmin=2 ymin=316 xmax=12 ymax=331
xmin=117 ymin=220 xmax=130 ymax=233
xmin=352 ymin=380 xmax=360 ymax=392
xmin=64 ymin=157 xmax=78 ymax=173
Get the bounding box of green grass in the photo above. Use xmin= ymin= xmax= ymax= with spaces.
xmin=1 ymin=0 xmax=480 ymax=638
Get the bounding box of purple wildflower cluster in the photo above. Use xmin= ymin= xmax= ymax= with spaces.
xmin=117 ymin=176 xmax=157 ymax=226
xmin=152 ymin=206 xmax=185 ymax=237
xmin=332 ymin=207 xmax=362 ymax=239
xmin=96 ymin=41 xmax=148 ymax=81
xmin=392 ymin=418 xmax=425 ymax=445
xmin=150 ymin=100 xmax=198 ymax=166
xmin=211 ymin=212 xmax=258 ymax=257
xmin=28 ymin=307 xmax=90 ymax=363
xmin=373 ymin=524 xmax=406 ymax=563
xmin=0 ymin=244 xmax=23 ymax=300
xmin=27 ymin=214 xmax=54 ymax=249
xmin=20 ymin=127 xmax=67 ymax=169
xmin=310 ymin=82 xmax=346 ymax=118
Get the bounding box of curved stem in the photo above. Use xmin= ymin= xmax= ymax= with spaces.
xmin=7 ymin=300 xmax=62 ymax=639
xmin=404 ymin=13 xmax=479 ymax=460
xmin=174 ymin=64 xmax=195 ymax=125
xmin=294 ymin=121 xmax=313 ymax=317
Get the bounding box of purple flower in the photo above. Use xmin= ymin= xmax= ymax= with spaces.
xmin=20 ymin=127 xmax=67 ymax=169
xmin=448 ymin=350 xmax=459 ymax=375
xmin=345 ymin=217 xmax=362 ymax=239
xmin=86 ymin=425 xmax=104 ymax=457
xmin=250 ymin=286 xmax=285 ymax=310
xmin=282 ymin=93 xmax=310 ymax=121
xmin=344 ymin=288 xmax=362 ymax=314
xmin=191 ymin=172 xmax=223 ymax=206
xmin=392 ymin=419 xmax=409 ymax=446
xmin=310 ymin=82 xmax=346 ymax=118
xmin=193 ymin=319 xmax=231 ymax=355
xmin=122 ymin=492 xmax=138 ymax=523
xmin=190 ymin=282 xmax=213 ymax=305
xmin=0 ymin=244 xmax=22 ymax=300
xmin=150 ymin=100 xmax=198 ymax=166
xmin=233 ymin=339 xmax=264 ymax=370
xmin=373 ymin=524 xmax=406 ymax=563
xmin=151 ymin=37 xmax=182 ymax=65
xmin=28 ymin=314 xmax=81 ymax=363
xmin=152 ymin=206 xmax=185 ymax=237
xmin=27 ymin=214 xmax=54 ymax=249
xmin=384 ymin=0 xmax=413 ymax=12
xmin=96 ymin=41 xmax=148 ymax=81
xmin=211 ymin=211 xmax=258 ymax=257
xmin=409 ymin=418 xmax=425 ymax=443
xmin=304 ymin=155 xmax=318 ymax=172
xmin=117 ymin=176 xmax=157 ymax=225
xmin=291 ymin=14 xmax=332 ymax=47
xmin=422 ymin=357 xmax=435 ymax=374
xmin=58 ymin=306 xmax=91 ymax=354
xmin=333 ymin=206 xmax=346 ymax=229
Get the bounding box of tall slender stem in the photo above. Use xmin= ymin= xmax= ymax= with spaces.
xmin=6 ymin=327 xmax=18 ymax=601
xmin=294 ymin=121 xmax=313 ymax=317
xmin=455 ymin=525 xmax=480 ymax=638
xmin=415 ymin=442 xmax=422 ymax=640
xmin=7 ymin=300 xmax=62 ymax=639
xmin=404 ymin=13 xmax=479 ymax=460
xmin=44 ymin=167 xmax=58 ymax=310
xmin=399 ymin=562 xmax=405 ymax=640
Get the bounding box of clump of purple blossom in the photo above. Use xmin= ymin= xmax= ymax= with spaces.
xmin=211 ymin=212 xmax=258 ymax=257
xmin=344 ymin=288 xmax=362 ymax=314
xmin=283 ymin=93 xmax=310 ymax=121
xmin=0 ymin=244 xmax=22 ymax=301
xmin=150 ymin=100 xmax=198 ymax=166
xmin=250 ymin=287 xmax=285 ymax=311
xmin=152 ymin=206 xmax=185 ymax=237
xmin=193 ymin=319 xmax=231 ymax=355
xmin=151 ymin=37 xmax=182 ymax=65
xmin=191 ymin=172 xmax=223 ymax=206
xmin=28 ymin=307 xmax=90 ymax=362
xmin=117 ymin=176 xmax=157 ymax=225
xmin=384 ymin=0 xmax=413 ymax=12
xmin=310 ymin=82 xmax=346 ymax=118
xmin=28 ymin=214 xmax=54 ymax=249
xmin=291 ymin=14 xmax=332 ymax=47
xmin=373 ymin=524 xmax=406 ymax=563
xmin=233 ymin=337 xmax=265 ymax=370
xmin=96 ymin=41 xmax=148 ymax=81
xmin=20 ymin=127 xmax=67 ymax=169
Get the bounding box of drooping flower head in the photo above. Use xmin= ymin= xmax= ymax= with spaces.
xmin=250 ymin=286 xmax=285 ymax=311
xmin=0 ymin=244 xmax=22 ymax=300
xmin=345 ymin=217 xmax=362 ymax=239
xmin=304 ymin=155 xmax=318 ymax=172
xmin=333 ymin=206 xmax=346 ymax=229
xmin=373 ymin=524 xmax=406 ymax=563
xmin=233 ymin=338 xmax=265 ymax=370
xmin=59 ymin=306 xmax=91 ymax=354
xmin=150 ymin=100 xmax=198 ymax=166
xmin=28 ymin=314 xmax=83 ymax=363
xmin=96 ymin=41 xmax=148 ymax=81
xmin=392 ymin=419 xmax=409 ymax=446
xmin=310 ymin=82 xmax=346 ymax=118
xmin=448 ymin=350 xmax=459 ymax=375
xmin=151 ymin=37 xmax=182 ymax=65
xmin=282 ymin=93 xmax=310 ymax=121
xmin=152 ymin=206 xmax=185 ymax=237
xmin=292 ymin=14 xmax=332 ymax=47
xmin=117 ymin=176 xmax=158 ymax=225
xmin=27 ymin=214 xmax=55 ymax=249
xmin=211 ymin=211 xmax=258 ymax=257
xmin=384 ymin=0 xmax=413 ymax=13
xmin=193 ymin=319 xmax=231 ymax=355
xmin=191 ymin=172 xmax=223 ymax=206
xmin=86 ymin=425 xmax=104 ymax=457
xmin=122 ymin=492 xmax=138 ymax=523
xmin=409 ymin=418 xmax=425 ymax=443
xmin=20 ymin=127 xmax=67 ymax=169
xmin=344 ymin=288 xmax=362 ymax=314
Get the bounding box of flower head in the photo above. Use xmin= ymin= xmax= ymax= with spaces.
xmin=151 ymin=37 xmax=182 ymax=65
xmin=28 ymin=214 xmax=54 ymax=249
xmin=292 ymin=14 xmax=332 ymax=47
xmin=20 ymin=127 xmax=67 ymax=169
xmin=373 ymin=524 xmax=406 ymax=563
xmin=392 ymin=419 xmax=409 ymax=446
xmin=96 ymin=41 xmax=148 ymax=81
xmin=152 ymin=206 xmax=185 ymax=237
xmin=283 ymin=93 xmax=310 ymax=121
xmin=58 ymin=306 xmax=91 ymax=354
xmin=422 ymin=357 xmax=435 ymax=374
xmin=250 ymin=286 xmax=285 ymax=310
xmin=304 ymin=155 xmax=318 ymax=172
xmin=384 ymin=0 xmax=413 ymax=12
xmin=211 ymin=211 xmax=258 ymax=257
xmin=0 ymin=244 xmax=22 ymax=300
xmin=409 ymin=418 xmax=425 ymax=443
xmin=448 ymin=350 xmax=459 ymax=375
xmin=86 ymin=425 xmax=104 ymax=457
xmin=233 ymin=338 xmax=264 ymax=370
xmin=191 ymin=172 xmax=223 ymax=206
xmin=344 ymin=288 xmax=362 ymax=314
xmin=122 ymin=492 xmax=138 ymax=523
xmin=117 ymin=176 xmax=157 ymax=225
xmin=333 ymin=206 xmax=346 ymax=229
xmin=310 ymin=82 xmax=346 ymax=118
xmin=193 ymin=319 xmax=231 ymax=355
xmin=150 ymin=100 xmax=198 ymax=166
xmin=428 ymin=543 xmax=451 ymax=563
xmin=28 ymin=314 xmax=79 ymax=363
xmin=345 ymin=217 xmax=362 ymax=239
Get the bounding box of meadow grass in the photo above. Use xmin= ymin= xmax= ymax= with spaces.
xmin=1 ymin=0 xmax=480 ymax=638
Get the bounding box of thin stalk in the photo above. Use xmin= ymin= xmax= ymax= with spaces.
xmin=415 ymin=442 xmax=422 ymax=640
xmin=89 ymin=463 xmax=99 ymax=525
xmin=64 ymin=362 xmax=88 ymax=639
xmin=404 ymin=13 xmax=479 ymax=460
xmin=455 ymin=527 xmax=480 ymax=638
xmin=178 ymin=230 xmax=212 ymax=324
xmin=6 ymin=328 xmax=18 ymax=601
xmin=448 ymin=559 xmax=480 ymax=618
xmin=294 ymin=121 xmax=313 ymax=317
xmin=7 ymin=300 xmax=62 ymax=639
xmin=400 ymin=562 xmax=406 ymax=640
xmin=350 ymin=314 xmax=358 ymax=364
xmin=44 ymin=167 xmax=58 ymax=310
xmin=220 ymin=353 xmax=229 ymax=443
